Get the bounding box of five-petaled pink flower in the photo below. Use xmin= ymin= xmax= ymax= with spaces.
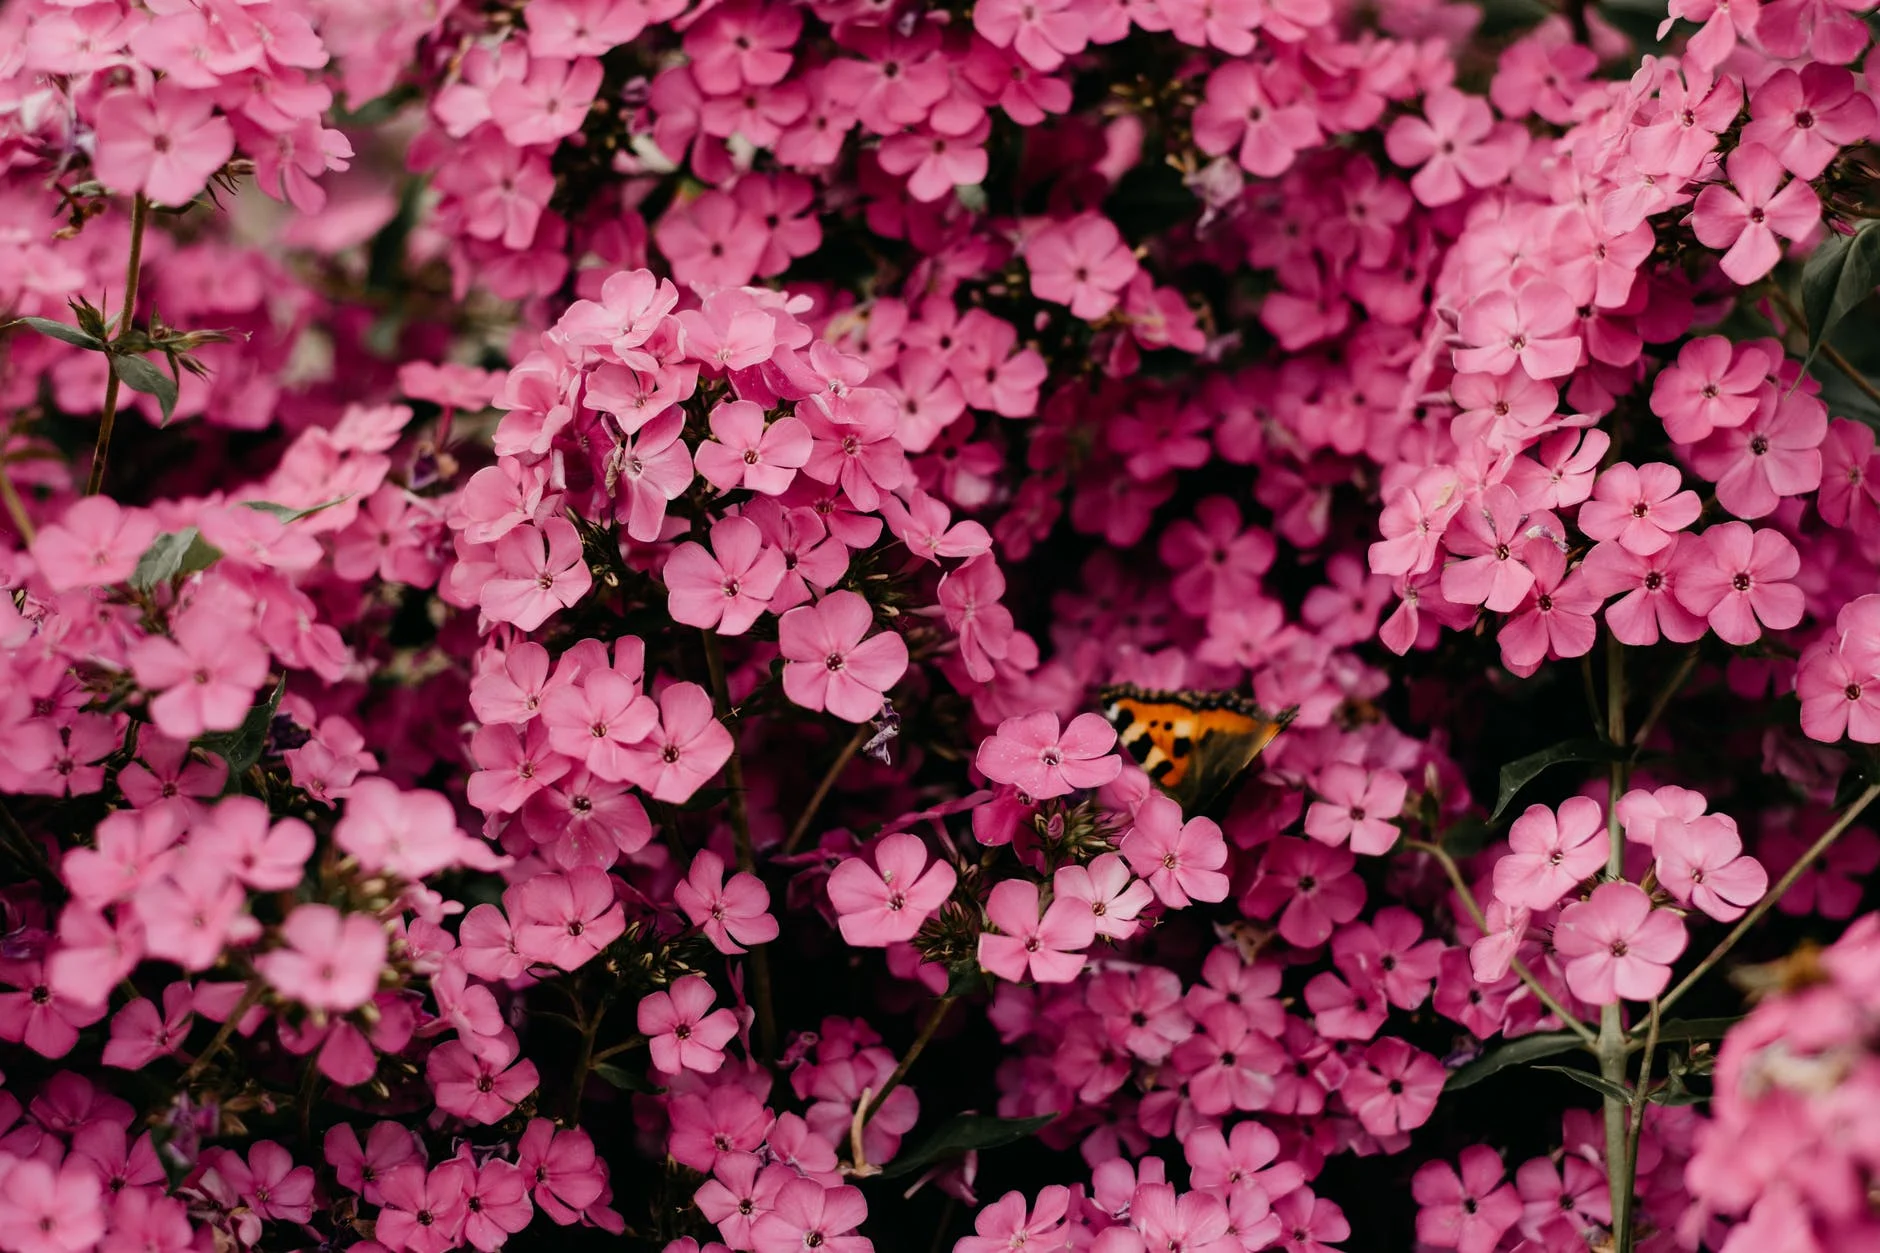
xmin=1120 ymin=793 xmax=1231 ymax=907
xmin=977 ymin=877 xmax=1098 ymax=983
xmin=1492 ymin=797 xmax=1610 ymax=911
xmin=1552 ymin=882 xmax=1688 ymax=1004
xmin=779 ymin=590 xmax=908 ymax=723
xmin=674 ymin=849 xmax=779 ymax=954
xmin=637 ymin=974 xmax=739 ymax=1074
xmin=664 ymin=515 xmax=787 ymax=636
xmin=976 ymin=711 xmax=1122 ymax=799
xmin=256 ymin=904 xmax=388 ymax=1013
xmin=1689 ymin=143 xmax=1820 ymax=285
xmin=826 ymin=833 xmax=958 ymax=947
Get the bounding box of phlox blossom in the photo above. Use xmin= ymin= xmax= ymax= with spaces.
xmin=975 ymin=711 xmax=1121 ymax=800
xmin=826 ymin=833 xmax=957 ymax=946
xmin=1492 ymin=796 xmax=1609 ymax=911
xmin=638 ymin=975 xmax=738 ymax=1074
xmin=779 ymin=591 xmax=908 ymax=723
xmin=256 ymin=905 xmax=388 ymax=1013
xmin=977 ymin=877 xmax=1097 ymax=984
xmin=1552 ymin=882 xmax=1687 ymax=1004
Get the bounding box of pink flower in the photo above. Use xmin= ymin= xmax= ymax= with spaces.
xmin=539 ymin=671 xmax=658 ymax=783
xmin=1192 ymin=62 xmax=1321 ymax=178
xmin=638 ymin=975 xmax=739 ymax=1075
xmin=972 ymin=0 xmax=1087 ymax=71
xmin=749 ymin=1179 xmax=869 ymax=1253
xmin=1690 ymin=143 xmax=1820 ymax=285
xmin=1370 ymin=467 xmax=1463 ymax=578
xmin=1242 ymin=837 xmax=1366 ymax=948
xmin=426 ymin=1038 xmax=540 ymax=1126
xmin=1305 ymin=763 xmax=1408 ymax=855
xmin=1343 ymin=1037 xmax=1446 ymax=1137
xmin=1673 ymin=522 xmax=1804 ymax=646
xmin=1654 ymin=814 xmax=1768 ymax=922
xmin=618 ymin=682 xmax=732 ymax=804
xmin=1493 ymin=797 xmax=1610 ymax=911
xmin=30 ymin=498 xmax=160 ymax=591
xmin=512 ymin=868 xmax=626 ymax=971
xmin=1740 ymin=65 xmax=1876 ymax=180
xmin=0 ymin=959 xmax=107 ymax=1057
xmin=977 ymin=877 xmax=1097 ymax=983
xmin=0 ymin=1160 xmax=106 ymax=1253
xmin=1579 ymin=535 xmax=1709 ymax=647
xmin=827 ymin=833 xmax=957 ymax=947
xmin=975 ymin=711 xmax=1121 ymax=800
xmin=958 ymin=1188 xmax=1070 ymax=1253
xmin=480 ymin=519 xmax=593 ymax=631
xmin=1440 ymin=486 xmax=1543 ymax=613
xmin=1026 ymin=213 xmax=1139 ymax=320
xmin=1496 ymin=541 xmax=1600 ymax=677
xmin=878 ymin=121 xmax=992 ymax=203
xmin=1650 ymin=336 xmax=1770 ymax=444
xmin=1119 ymin=794 xmax=1231 ymax=907
xmin=779 ymin=591 xmax=908 ymax=723
xmin=694 ymin=401 xmax=812 ymax=496
xmin=1413 ymin=1147 xmax=1523 ymax=1253
xmin=257 ymin=905 xmax=388 ymax=1013
xmin=664 ymin=515 xmax=786 ymax=636
xmin=1687 ymin=386 xmax=1826 ymax=520
xmin=675 ymin=849 xmax=778 ymax=954
xmin=1552 ymin=882 xmax=1688 ymax=1004
xmin=1453 ymin=282 xmax=1582 ymax=381
xmin=655 ymin=190 xmax=767 ymax=289
xmin=91 ymin=83 xmax=235 ymax=207
xmin=1385 ymin=87 xmax=1518 ymax=207
xmin=1051 ymin=853 xmax=1153 ymax=940
xmin=128 ymin=604 xmax=271 ymax=740
xmin=1577 ymin=462 xmax=1701 ymax=556
xmin=376 ymin=1162 xmax=473 ymax=1253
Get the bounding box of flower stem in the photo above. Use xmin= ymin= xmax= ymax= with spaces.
xmin=1630 ymin=645 xmax=1700 ymax=752
xmin=700 ymin=628 xmax=777 ymax=1064
xmin=566 ymin=999 xmax=605 ymax=1121
xmin=1403 ymin=839 xmax=1597 ymax=1044
xmin=783 ymin=724 xmax=868 ymax=856
xmin=1653 ymin=780 xmax=1880 ymax=1018
xmin=1616 ymin=999 xmax=1661 ymax=1253
xmin=178 ymin=979 xmax=264 ymax=1089
xmin=1599 ymin=637 xmax=1633 ymax=1247
xmin=861 ymin=995 xmax=955 ymax=1128
xmin=87 ymin=192 xmax=149 ymax=497
xmin=0 ymin=454 xmax=34 ymax=545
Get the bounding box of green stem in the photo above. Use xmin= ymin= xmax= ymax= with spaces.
xmin=783 ymin=724 xmax=868 ymax=855
xmin=86 ymin=193 xmax=149 ymax=497
xmin=1599 ymin=637 xmax=1632 ymax=1246
xmin=1630 ymin=646 xmax=1700 ymax=752
xmin=591 ymin=1034 xmax=647 ymax=1065
xmin=0 ymin=455 xmax=33 ymax=545
xmin=861 ymin=996 xmax=955 ymax=1128
xmin=1617 ymin=1000 xmax=1661 ymax=1253
xmin=566 ymin=1000 xmax=604 ymax=1120
xmin=178 ymin=979 xmax=264 ymax=1088
xmin=700 ymin=629 xmax=777 ymax=1063
xmin=1653 ymin=781 xmax=1880 ymax=1018
xmin=1404 ymin=839 xmax=1597 ymax=1044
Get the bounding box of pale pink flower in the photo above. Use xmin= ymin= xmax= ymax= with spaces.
xmin=638 ymin=975 xmax=738 ymax=1075
xmin=977 ymin=878 xmax=1097 ymax=984
xmin=1552 ymin=882 xmax=1687 ymax=1004
xmin=257 ymin=905 xmax=388 ymax=1013
xmin=827 ymin=833 xmax=957 ymax=947
xmin=975 ymin=711 xmax=1121 ymax=799
xmin=779 ymin=591 xmax=908 ymax=723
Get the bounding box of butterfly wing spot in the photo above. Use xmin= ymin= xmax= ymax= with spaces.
xmin=1097 ymin=685 xmax=1296 ymax=814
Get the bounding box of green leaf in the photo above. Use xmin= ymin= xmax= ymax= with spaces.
xmin=111 ymin=353 xmax=179 ymax=425
xmin=945 ymin=962 xmax=990 ymax=1000
xmin=591 ymin=1062 xmax=660 ymax=1093
xmin=1651 ymin=1017 xmax=1741 ymax=1044
xmin=240 ymin=496 xmax=351 ymax=524
xmin=1534 ymin=1064 xmax=1635 ymax=1104
xmin=1445 ymin=1030 xmax=1587 ymax=1090
xmin=1800 ymin=220 xmax=1880 ymax=374
xmin=878 ymin=1113 xmax=1055 ymax=1180
xmin=196 ymin=676 xmax=286 ymax=775
xmin=129 ymin=528 xmax=223 ymax=592
xmin=1491 ymin=738 xmax=1627 ymax=822
xmin=6 ymin=317 xmax=105 ymax=350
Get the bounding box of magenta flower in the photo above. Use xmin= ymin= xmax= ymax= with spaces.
xmin=826 ymin=832 xmax=957 ymax=947
xmin=1689 ymin=143 xmax=1820 ymax=285
xmin=376 ymin=1161 xmax=473 ymax=1253
xmin=1440 ymin=485 xmax=1542 ymax=613
xmin=1412 ymin=1147 xmax=1523 ymax=1253
xmin=1492 ymin=797 xmax=1609 ymax=911
xmin=1306 ymin=763 xmax=1408 ymax=856
xmin=779 ymin=590 xmax=908 ymax=723
xmin=1385 ymin=87 xmax=1519 ymax=207
xmin=1026 ymin=213 xmax=1139 ymax=320
xmin=975 ymin=711 xmax=1121 ymax=800
xmin=481 ymin=518 xmax=593 ymax=631
xmin=512 ymin=867 xmax=626 ymax=971
xmin=1119 ymin=794 xmax=1231 ymax=907
xmin=426 ymin=1039 xmax=540 ymax=1126
xmin=1192 ymin=61 xmax=1322 ymax=178
xmin=977 ymin=877 xmax=1097 ymax=984
xmin=665 ymin=515 xmax=787 ymax=637
xmin=256 ymin=905 xmax=388 ymax=1013
xmin=618 ymin=682 xmax=732 ymax=804
xmin=1243 ymin=837 xmax=1367 ymax=948
xmin=1740 ymin=65 xmax=1877 ymax=180
xmin=0 ymin=1161 xmax=105 ymax=1253
xmin=1650 ymin=335 xmax=1771 ymax=444
xmin=539 ymin=670 xmax=658 ymax=783
xmin=674 ymin=849 xmax=778 ymax=954
xmin=1673 ymin=522 xmax=1804 ymax=646
xmin=1342 ymin=1037 xmax=1445 ymax=1137
xmin=750 ymin=1179 xmax=870 ymax=1253
xmin=638 ymin=975 xmax=739 ymax=1075
xmin=1553 ymin=882 xmax=1688 ymax=1004
xmin=1654 ymin=814 xmax=1768 ymax=922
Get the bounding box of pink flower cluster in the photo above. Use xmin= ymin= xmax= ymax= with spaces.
xmin=6 ymin=0 xmax=1880 ymax=1248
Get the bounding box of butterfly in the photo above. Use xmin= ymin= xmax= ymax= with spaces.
xmin=1097 ymin=685 xmax=1296 ymax=815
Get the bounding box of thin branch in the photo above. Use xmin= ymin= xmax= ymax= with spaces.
xmin=1653 ymin=781 xmax=1880 ymax=1018
xmin=861 ymin=995 xmax=955 ymax=1128
xmin=86 ymin=192 xmax=149 ymax=497
xmin=0 ymin=456 xmax=33 ymax=545
xmin=700 ymin=629 xmax=777 ymax=1063
xmin=1404 ymin=839 xmax=1597 ymax=1044
xmin=1616 ymin=999 xmax=1662 ymax=1253
xmin=178 ymin=979 xmax=264 ymax=1088
xmin=784 ymin=724 xmax=869 ymax=856
xmin=1630 ymin=646 xmax=1700 ymax=751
